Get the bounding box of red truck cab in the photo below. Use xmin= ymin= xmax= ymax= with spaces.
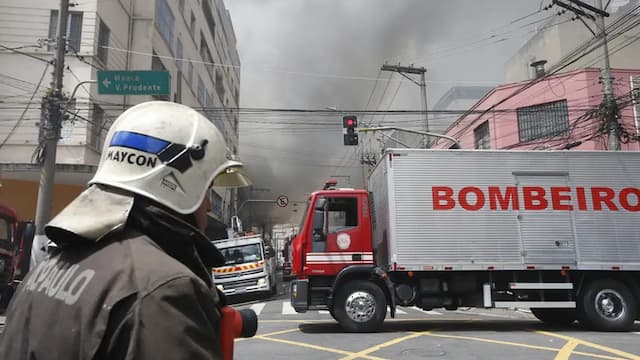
xmin=291 ymin=180 xmax=373 ymax=279
xmin=290 ymin=180 xmax=395 ymax=332
xmin=0 ymin=204 xmax=35 ymax=312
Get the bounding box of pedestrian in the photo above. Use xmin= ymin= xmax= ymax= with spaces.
xmin=0 ymin=101 xmax=250 ymax=359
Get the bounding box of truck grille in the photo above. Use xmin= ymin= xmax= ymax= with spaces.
xmin=223 ymin=279 xmax=259 ymax=289
xmin=214 ymin=268 xmax=264 ymax=279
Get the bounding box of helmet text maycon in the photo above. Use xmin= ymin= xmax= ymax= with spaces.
xmin=107 ymin=149 xmax=158 ymax=168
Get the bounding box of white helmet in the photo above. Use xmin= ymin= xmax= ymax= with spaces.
xmin=90 ymin=101 xmax=250 ymax=215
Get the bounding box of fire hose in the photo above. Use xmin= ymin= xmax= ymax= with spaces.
xmin=219 ymin=306 xmax=258 ymax=360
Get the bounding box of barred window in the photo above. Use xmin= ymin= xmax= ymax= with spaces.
xmin=474 ymin=121 xmax=490 ymax=149
xmin=155 ymin=0 xmax=174 ymax=48
xmin=517 ymin=100 xmax=569 ymax=142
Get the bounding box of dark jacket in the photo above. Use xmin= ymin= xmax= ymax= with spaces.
xmin=0 ymin=200 xmax=224 ymax=359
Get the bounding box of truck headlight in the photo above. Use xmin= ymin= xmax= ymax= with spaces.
xmin=257 ymin=278 xmax=266 ymax=286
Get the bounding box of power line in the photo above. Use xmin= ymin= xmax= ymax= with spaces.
xmin=0 ymin=62 xmax=50 ymax=150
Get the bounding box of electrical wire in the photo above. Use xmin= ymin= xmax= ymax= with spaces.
xmin=0 ymin=62 xmax=50 ymax=150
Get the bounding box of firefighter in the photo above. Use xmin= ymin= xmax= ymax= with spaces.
xmin=0 ymin=101 xmax=250 ymax=359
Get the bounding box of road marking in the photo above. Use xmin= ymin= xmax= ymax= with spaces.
xmin=254 ymin=334 xmax=385 ymax=360
xmin=411 ymin=307 xmax=442 ymax=315
xmin=318 ymin=310 xmax=329 ymax=314
xmin=554 ymin=340 xmax=579 ymax=360
xmin=537 ymin=331 xmax=640 ymax=360
xmin=282 ymin=301 xmax=297 ymax=315
xmin=340 ymin=331 xmax=429 ymax=360
xmin=250 ymin=303 xmax=266 ymax=315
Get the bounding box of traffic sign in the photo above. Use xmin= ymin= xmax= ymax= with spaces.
xmin=97 ymin=70 xmax=170 ymax=95
xmin=276 ymin=195 xmax=289 ymax=207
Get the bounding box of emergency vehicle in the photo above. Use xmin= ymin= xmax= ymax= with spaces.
xmin=290 ymin=149 xmax=640 ymax=332
xmin=212 ymin=234 xmax=277 ymax=296
xmin=0 ymin=204 xmax=35 ymax=312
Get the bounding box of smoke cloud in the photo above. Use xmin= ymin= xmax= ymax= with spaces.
xmin=226 ymin=0 xmax=539 ymax=227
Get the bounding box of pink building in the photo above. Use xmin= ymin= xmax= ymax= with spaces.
xmin=434 ymin=68 xmax=640 ymax=151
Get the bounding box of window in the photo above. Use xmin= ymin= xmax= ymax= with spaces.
xmin=474 ymin=121 xmax=490 ymax=149
xmin=189 ymin=12 xmax=196 ymax=40
xmin=176 ymin=37 xmax=183 ymax=70
xmin=215 ymin=69 xmax=224 ymax=100
xmin=187 ymin=60 xmax=193 ymax=84
xmin=200 ymin=33 xmax=214 ymax=78
xmin=97 ymin=19 xmax=110 ymax=65
xmin=0 ymin=218 xmax=10 ymax=242
xmin=48 ymin=10 xmax=83 ymax=52
xmin=151 ymin=51 xmax=170 ymax=101
xmin=155 ymin=0 xmax=174 ymax=48
xmin=178 ymin=0 xmax=185 ymax=15
xmin=175 ymin=71 xmax=182 ymax=103
xmin=89 ymin=104 xmax=104 ymax=149
xmin=327 ymin=197 xmax=358 ymax=233
xmin=197 ymin=76 xmax=205 ymax=106
xmin=517 ymin=99 xmax=569 ymax=142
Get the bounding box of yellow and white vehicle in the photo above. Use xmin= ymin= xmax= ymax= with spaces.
xmin=212 ymin=234 xmax=277 ymax=296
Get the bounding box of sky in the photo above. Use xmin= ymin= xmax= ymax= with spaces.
xmin=224 ymin=0 xmax=548 ymax=227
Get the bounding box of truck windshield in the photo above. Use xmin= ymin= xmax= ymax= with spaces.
xmin=220 ymin=244 xmax=263 ymax=265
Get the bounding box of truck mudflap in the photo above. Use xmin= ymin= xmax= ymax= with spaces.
xmin=332 ymin=265 xmax=397 ymax=318
xmin=290 ymin=279 xmax=309 ymax=313
xmin=373 ymin=267 xmax=396 ymax=318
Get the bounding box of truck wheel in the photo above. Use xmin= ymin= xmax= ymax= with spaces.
xmin=530 ymin=308 xmax=576 ymax=327
xmin=333 ymin=280 xmax=386 ymax=332
xmin=578 ymin=278 xmax=637 ymax=331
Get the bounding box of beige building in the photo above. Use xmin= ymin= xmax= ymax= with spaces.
xmin=0 ymin=0 xmax=241 ymax=231
xmin=506 ymin=1 xmax=640 ymax=81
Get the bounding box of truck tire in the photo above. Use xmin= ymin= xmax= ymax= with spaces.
xmin=333 ymin=280 xmax=386 ymax=332
xmin=530 ymin=308 xmax=576 ymax=327
xmin=578 ymin=278 xmax=637 ymax=331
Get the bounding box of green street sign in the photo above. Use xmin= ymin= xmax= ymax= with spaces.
xmin=97 ymin=70 xmax=170 ymax=95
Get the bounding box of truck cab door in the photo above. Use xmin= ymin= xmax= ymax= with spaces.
xmin=305 ymin=195 xmax=372 ymax=276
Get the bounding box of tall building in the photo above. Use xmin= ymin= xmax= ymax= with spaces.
xmin=0 ymin=0 xmax=241 ymax=235
xmin=506 ymin=1 xmax=640 ymax=81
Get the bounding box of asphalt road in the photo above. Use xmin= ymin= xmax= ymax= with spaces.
xmin=229 ymin=282 xmax=640 ymax=360
xmin=2 ymin=280 xmax=639 ymax=359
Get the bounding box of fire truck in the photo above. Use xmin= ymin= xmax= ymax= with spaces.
xmin=290 ymin=149 xmax=640 ymax=332
xmin=0 ymin=204 xmax=35 ymax=312
xmin=212 ymin=234 xmax=277 ymax=296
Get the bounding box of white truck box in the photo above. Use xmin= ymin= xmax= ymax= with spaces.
xmin=368 ymin=149 xmax=640 ymax=271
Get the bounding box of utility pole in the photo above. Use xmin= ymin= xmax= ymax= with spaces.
xmin=33 ymin=0 xmax=69 ymax=255
xmin=594 ymin=0 xmax=619 ymax=150
xmin=553 ymin=0 xmax=617 ymax=149
xmin=380 ymin=64 xmax=430 ymax=147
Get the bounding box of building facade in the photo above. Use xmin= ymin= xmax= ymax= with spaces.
xmin=0 ymin=0 xmax=241 ymax=231
xmin=433 ymin=67 xmax=640 ymax=152
xmin=506 ymin=1 xmax=640 ymax=82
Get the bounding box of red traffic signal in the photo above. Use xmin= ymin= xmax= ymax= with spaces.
xmin=343 ymin=116 xmax=357 ymax=128
xmin=342 ymin=115 xmax=358 ymax=145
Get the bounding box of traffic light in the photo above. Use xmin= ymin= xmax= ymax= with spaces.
xmin=343 ymin=115 xmax=358 ymax=146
